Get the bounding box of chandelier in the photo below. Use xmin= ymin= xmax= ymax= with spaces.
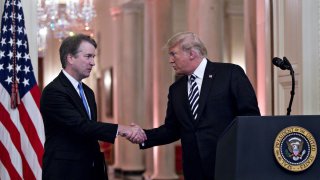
xmin=37 ymin=0 xmax=97 ymax=52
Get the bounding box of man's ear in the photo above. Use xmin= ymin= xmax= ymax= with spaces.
xmin=189 ymin=49 xmax=196 ymax=60
xmin=66 ymin=54 xmax=73 ymax=65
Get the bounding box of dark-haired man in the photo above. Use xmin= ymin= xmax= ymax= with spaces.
xmin=40 ymin=34 xmax=146 ymax=180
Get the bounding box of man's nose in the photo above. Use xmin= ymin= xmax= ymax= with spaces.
xmin=169 ymin=56 xmax=175 ymax=63
xmin=90 ymin=58 xmax=95 ymax=66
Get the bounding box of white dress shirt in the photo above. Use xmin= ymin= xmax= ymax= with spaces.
xmin=188 ymin=58 xmax=207 ymax=95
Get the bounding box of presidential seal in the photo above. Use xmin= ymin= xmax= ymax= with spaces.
xmin=274 ymin=126 xmax=317 ymax=172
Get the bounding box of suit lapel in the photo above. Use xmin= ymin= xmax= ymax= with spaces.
xmin=172 ymin=76 xmax=195 ymax=128
xmin=181 ymin=76 xmax=195 ymax=125
xmin=195 ymin=61 xmax=216 ymax=125
xmin=59 ymin=72 xmax=92 ymax=121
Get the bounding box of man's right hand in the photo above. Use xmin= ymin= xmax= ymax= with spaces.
xmin=118 ymin=123 xmax=147 ymax=144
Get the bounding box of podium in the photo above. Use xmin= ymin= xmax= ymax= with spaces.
xmin=215 ymin=115 xmax=320 ymax=180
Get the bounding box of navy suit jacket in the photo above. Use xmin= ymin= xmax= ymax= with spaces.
xmin=40 ymin=72 xmax=118 ymax=180
xmin=141 ymin=60 xmax=261 ymax=180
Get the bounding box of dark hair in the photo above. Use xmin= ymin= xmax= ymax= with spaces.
xmin=59 ymin=34 xmax=97 ymax=68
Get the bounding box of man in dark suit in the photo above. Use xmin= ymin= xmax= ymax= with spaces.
xmin=140 ymin=32 xmax=260 ymax=179
xmin=40 ymin=34 xmax=146 ymax=180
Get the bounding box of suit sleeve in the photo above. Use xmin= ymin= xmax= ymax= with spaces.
xmin=140 ymin=87 xmax=181 ymax=149
xmin=231 ymin=65 xmax=261 ymax=116
xmin=40 ymin=84 xmax=118 ymax=143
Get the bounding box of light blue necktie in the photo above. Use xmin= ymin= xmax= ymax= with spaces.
xmin=78 ymin=83 xmax=91 ymax=119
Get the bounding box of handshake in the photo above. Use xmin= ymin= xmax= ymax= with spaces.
xmin=118 ymin=123 xmax=147 ymax=144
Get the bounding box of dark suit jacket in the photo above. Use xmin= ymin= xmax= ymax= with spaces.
xmin=141 ymin=60 xmax=261 ymax=180
xmin=40 ymin=72 xmax=118 ymax=180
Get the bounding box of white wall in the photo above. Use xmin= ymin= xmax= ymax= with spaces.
xmin=302 ymin=0 xmax=320 ymax=114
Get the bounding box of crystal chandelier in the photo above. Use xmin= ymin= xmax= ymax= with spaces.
xmin=37 ymin=0 xmax=96 ymax=52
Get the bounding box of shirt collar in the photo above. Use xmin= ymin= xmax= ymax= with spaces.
xmin=62 ymin=69 xmax=81 ymax=90
xmin=190 ymin=58 xmax=207 ymax=79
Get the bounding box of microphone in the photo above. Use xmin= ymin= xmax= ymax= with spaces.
xmin=272 ymin=57 xmax=291 ymax=70
xmin=272 ymin=56 xmax=295 ymax=115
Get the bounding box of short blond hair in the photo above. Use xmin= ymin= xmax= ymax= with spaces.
xmin=165 ymin=32 xmax=207 ymax=57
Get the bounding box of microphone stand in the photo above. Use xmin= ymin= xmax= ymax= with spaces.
xmin=284 ymin=58 xmax=295 ymax=115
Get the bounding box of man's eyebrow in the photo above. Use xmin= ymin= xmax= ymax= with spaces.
xmin=85 ymin=53 xmax=95 ymax=57
xmin=169 ymin=51 xmax=177 ymax=56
